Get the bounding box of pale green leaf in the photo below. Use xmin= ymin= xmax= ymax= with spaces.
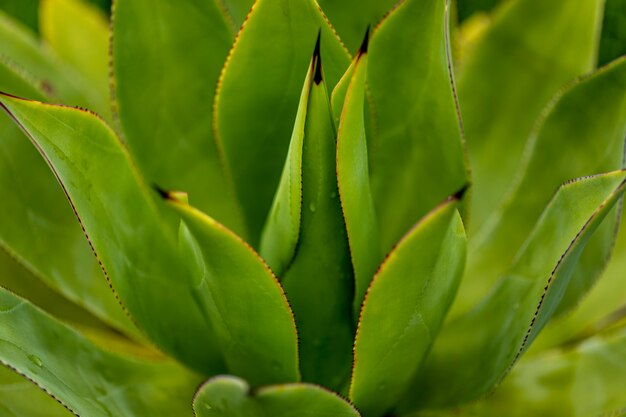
xmin=402 ymin=170 xmax=626 ymax=409
xmin=368 ymin=0 xmax=469 ymax=252
xmin=215 ymin=0 xmax=351 ymax=245
xmin=351 ymin=196 xmax=466 ymax=417
xmin=193 ymin=375 xmax=361 ymax=417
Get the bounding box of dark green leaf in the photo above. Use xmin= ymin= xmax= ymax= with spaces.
xmin=112 ymin=0 xmax=246 ymax=237
xmin=351 ymin=196 xmax=466 ymax=417
xmin=402 ymin=170 xmax=626 ymax=409
xmin=368 ymin=0 xmax=469 ymax=252
xmin=215 ymin=0 xmax=351 ymax=245
xmin=193 ymin=375 xmax=361 ymax=417
xmin=0 ymin=0 xmax=38 ymax=33
xmin=598 ymin=0 xmax=626 ymax=66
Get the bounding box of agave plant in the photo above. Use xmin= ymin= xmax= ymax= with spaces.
xmin=0 ymin=0 xmax=625 ymax=415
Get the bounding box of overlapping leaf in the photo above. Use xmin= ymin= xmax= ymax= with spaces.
xmin=0 ymin=287 xmax=201 ymax=417
xmin=368 ymin=0 xmax=468 ymax=252
xmin=401 ymin=170 xmax=626 ymax=410
xmin=0 ymin=93 xmax=225 ymax=374
xmin=261 ymin=41 xmax=354 ymax=389
xmin=351 ymin=195 xmax=466 ymax=417
xmin=165 ymin=194 xmax=299 ymax=386
xmin=112 ymin=0 xmax=246 ymax=237
xmin=460 ymin=0 xmax=604 ymax=233
xmin=214 ymin=0 xmax=351 ymax=245
xmin=193 ymin=375 xmax=361 ymax=417
xmin=455 ymin=57 xmax=626 ymax=316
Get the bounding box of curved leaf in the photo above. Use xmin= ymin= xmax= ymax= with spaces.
xmin=261 ymin=43 xmax=354 ymax=389
xmin=336 ymin=37 xmax=381 ymax=313
xmin=0 ymin=93 xmax=225 ymax=374
xmin=40 ymin=0 xmax=110 ymax=120
xmin=0 ymin=287 xmax=201 ymax=417
xmin=461 ymin=0 xmax=605 ymax=233
xmin=402 ymin=170 xmax=626 ymax=409
xmin=599 ymin=0 xmax=626 ymax=66
xmin=112 ymin=0 xmax=246 ymax=237
xmin=214 ymin=0 xmax=351 ymax=245
xmin=455 ymin=57 xmax=626 ymax=317
xmin=351 ymin=194 xmax=467 ymax=417
xmin=193 ymin=375 xmax=361 ymax=417
xmin=0 ymin=365 xmax=72 ymax=417
xmin=368 ymin=0 xmax=469 ymax=252
xmin=0 ymin=60 xmax=133 ymax=334
xmin=165 ymin=194 xmax=299 ymax=386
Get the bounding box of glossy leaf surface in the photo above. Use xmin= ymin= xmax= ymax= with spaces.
xmin=336 ymin=44 xmax=381 ymax=312
xmin=461 ymin=0 xmax=604 ymax=232
xmin=0 ymin=93 xmax=225 ymax=374
xmin=456 ymin=57 xmax=626 ymax=316
xmin=112 ymin=0 xmax=245 ymax=236
xmin=0 ymin=287 xmax=201 ymax=417
xmin=351 ymin=197 xmax=466 ymax=417
xmin=403 ymin=171 xmax=626 ymax=409
xmin=40 ymin=0 xmax=110 ymax=120
xmin=262 ymin=47 xmax=354 ymax=389
xmin=193 ymin=375 xmax=361 ymax=417
xmin=0 ymin=61 xmax=132 ymax=334
xmin=167 ymin=196 xmax=299 ymax=386
xmin=215 ymin=0 xmax=350 ymax=244
xmin=368 ymin=0 xmax=468 ymax=251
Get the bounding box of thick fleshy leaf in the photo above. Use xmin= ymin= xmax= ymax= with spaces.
xmin=193 ymin=375 xmax=361 ymax=417
xmin=0 ymin=287 xmax=201 ymax=417
xmin=0 ymin=93 xmax=225 ymax=374
xmin=0 ymin=10 xmax=106 ymax=114
xmin=351 ymin=195 xmax=466 ymax=417
xmin=336 ymin=40 xmax=381 ymax=312
xmin=455 ymin=57 xmax=626 ymax=317
xmin=461 ymin=0 xmax=604 ymax=233
xmin=0 ymin=60 xmax=133 ymax=334
xmin=112 ymin=0 xmax=246 ymax=236
xmin=215 ymin=0 xmax=351 ymax=245
xmin=368 ymin=0 xmax=469 ymax=251
xmin=316 ymin=0 xmax=397 ymax=52
xmin=599 ymin=0 xmax=626 ymax=66
xmin=460 ymin=328 xmax=626 ymax=417
xmin=220 ymin=0 xmax=254 ymax=29
xmin=40 ymin=0 xmax=110 ymax=120
xmin=261 ymin=45 xmax=354 ymax=389
xmin=402 ymin=170 xmax=626 ymax=410
xmin=165 ymin=195 xmax=299 ymax=386
xmin=0 ymin=365 xmax=72 ymax=417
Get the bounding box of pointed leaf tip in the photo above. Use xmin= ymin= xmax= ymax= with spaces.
xmin=357 ymin=26 xmax=370 ymax=56
xmin=313 ymin=30 xmax=323 ymax=85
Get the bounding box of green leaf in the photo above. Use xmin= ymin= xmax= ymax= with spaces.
xmin=40 ymin=0 xmax=110 ymax=120
xmin=455 ymin=57 xmax=626 ymax=317
xmin=0 ymin=0 xmax=38 ymax=33
xmin=401 ymin=170 xmax=626 ymax=410
xmin=599 ymin=0 xmax=626 ymax=66
xmin=193 ymin=375 xmax=361 ymax=417
xmin=456 ymin=0 xmax=503 ymax=22
xmin=0 ymin=60 xmax=134 ymax=335
xmin=351 ymin=195 xmax=467 ymax=417
xmin=336 ymin=38 xmax=381 ymax=313
xmin=261 ymin=43 xmax=354 ymax=389
xmin=111 ymin=0 xmax=246 ymax=237
xmin=164 ymin=194 xmax=299 ymax=386
xmin=465 ymin=327 xmax=626 ymax=417
xmin=0 ymin=287 xmax=201 ymax=417
xmin=220 ymin=0 xmax=254 ymax=29
xmin=0 ymin=93 xmax=225 ymax=374
xmin=0 ymin=365 xmax=72 ymax=417
xmin=0 ymin=10 xmax=108 ymax=115
xmin=316 ymin=0 xmax=397 ymax=52
xmin=368 ymin=0 xmax=469 ymax=252
xmin=215 ymin=0 xmax=351 ymax=245
xmin=460 ymin=0 xmax=604 ymax=234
